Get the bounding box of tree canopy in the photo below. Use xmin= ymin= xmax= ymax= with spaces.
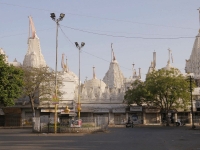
xmin=125 ymin=68 xmax=195 ymax=118
xmin=0 ymin=54 xmax=24 ymax=106
xmin=22 ymin=66 xmax=63 ymax=117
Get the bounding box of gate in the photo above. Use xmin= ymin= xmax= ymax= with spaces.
xmin=145 ymin=113 xmax=159 ymax=124
xmin=5 ymin=114 xmax=21 ymax=126
xmin=0 ymin=116 xmax=5 ymax=126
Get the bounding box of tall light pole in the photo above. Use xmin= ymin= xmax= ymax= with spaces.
xmin=189 ymin=75 xmax=195 ymax=129
xmin=50 ymin=13 xmax=65 ymax=134
xmin=75 ymin=42 xmax=85 ymax=120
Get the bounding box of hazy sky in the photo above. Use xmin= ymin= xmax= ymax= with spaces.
xmin=0 ymin=0 xmax=199 ymax=81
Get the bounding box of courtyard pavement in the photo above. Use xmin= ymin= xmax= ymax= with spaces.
xmin=0 ymin=126 xmax=200 ymax=150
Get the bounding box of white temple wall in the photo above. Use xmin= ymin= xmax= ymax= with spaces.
xmin=60 ymin=81 xmax=76 ymax=101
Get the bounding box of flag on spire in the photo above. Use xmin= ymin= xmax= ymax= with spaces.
xmin=28 ymin=16 xmax=36 ymax=39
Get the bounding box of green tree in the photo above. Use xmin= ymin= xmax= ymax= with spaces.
xmin=22 ymin=67 xmax=63 ymax=117
xmin=124 ymin=79 xmax=147 ymax=105
xmin=0 ymin=54 xmax=24 ymax=106
xmin=125 ymin=68 xmax=194 ymax=126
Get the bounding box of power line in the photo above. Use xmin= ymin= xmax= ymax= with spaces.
xmin=60 ymin=25 xmax=195 ymax=40
xmin=0 ymin=27 xmax=55 ymax=39
xmin=0 ymin=2 xmax=197 ymax=31
xmin=59 ymin=26 xmax=132 ymax=71
xmin=76 ymin=28 xmax=192 ymax=37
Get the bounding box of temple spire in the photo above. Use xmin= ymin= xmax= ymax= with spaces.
xmin=66 ymin=56 xmax=69 ymax=72
xmin=139 ymin=68 xmax=141 ymax=79
xmin=111 ymin=43 xmax=116 ymax=62
xmin=23 ymin=16 xmax=46 ymax=68
xmin=153 ymin=51 xmax=156 ymax=68
xmin=132 ymin=63 xmax=136 ymax=77
xmin=111 ymin=43 xmax=113 ymax=62
xmin=198 ymin=7 xmax=200 ymax=32
xmin=168 ymin=48 xmax=171 ymax=64
xmin=93 ymin=66 xmax=96 ymax=79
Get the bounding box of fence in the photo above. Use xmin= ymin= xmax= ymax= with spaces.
xmin=35 ymin=116 xmax=108 ymax=133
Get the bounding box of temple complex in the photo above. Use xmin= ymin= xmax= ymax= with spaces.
xmin=2 ymin=13 xmax=200 ymax=128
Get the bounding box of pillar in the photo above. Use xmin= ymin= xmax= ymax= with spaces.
xmin=126 ymin=112 xmax=129 ymax=122
xmin=143 ymin=112 xmax=146 ymax=125
xmin=189 ymin=112 xmax=192 ymax=125
xmin=174 ymin=113 xmax=177 ymax=122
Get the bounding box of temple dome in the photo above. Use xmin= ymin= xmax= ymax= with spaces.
xmin=81 ymin=67 xmax=107 ymax=101
xmin=84 ymin=78 xmax=106 ymax=92
xmin=9 ymin=58 xmax=21 ymax=67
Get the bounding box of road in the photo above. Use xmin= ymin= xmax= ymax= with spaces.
xmin=0 ymin=126 xmax=200 ymax=150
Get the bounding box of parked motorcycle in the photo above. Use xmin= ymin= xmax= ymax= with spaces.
xmin=126 ymin=117 xmax=133 ymax=128
xmin=175 ymin=119 xmax=185 ymax=126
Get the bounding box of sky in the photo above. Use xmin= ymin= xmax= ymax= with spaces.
xmin=0 ymin=0 xmax=199 ymax=82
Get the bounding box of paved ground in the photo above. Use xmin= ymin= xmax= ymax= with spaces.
xmin=0 ymin=126 xmax=200 ymax=150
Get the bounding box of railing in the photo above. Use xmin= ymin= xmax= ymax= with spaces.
xmin=37 ymin=116 xmax=108 ymax=133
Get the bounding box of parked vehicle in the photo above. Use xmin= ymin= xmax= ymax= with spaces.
xmin=126 ymin=117 xmax=133 ymax=128
xmin=175 ymin=119 xmax=185 ymax=126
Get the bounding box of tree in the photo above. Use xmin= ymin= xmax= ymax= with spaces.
xmin=125 ymin=68 xmax=195 ymax=126
xmin=0 ymin=54 xmax=24 ymax=106
xmin=124 ymin=79 xmax=147 ymax=105
xmin=22 ymin=67 xmax=63 ymax=117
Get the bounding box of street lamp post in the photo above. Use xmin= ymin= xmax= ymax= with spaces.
xmin=189 ymin=75 xmax=195 ymax=129
xmin=75 ymin=42 xmax=85 ymax=120
xmin=50 ymin=13 xmax=65 ymax=134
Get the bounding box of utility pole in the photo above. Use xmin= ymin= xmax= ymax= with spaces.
xmin=75 ymin=42 xmax=85 ymax=120
xmin=189 ymin=75 xmax=195 ymax=129
xmin=50 ymin=13 xmax=65 ymax=134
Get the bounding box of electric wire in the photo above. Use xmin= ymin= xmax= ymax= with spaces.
xmin=60 ymin=25 xmax=195 ymax=40
xmin=0 ymin=27 xmax=55 ymax=39
xmin=59 ymin=26 xmax=132 ymax=71
xmin=59 ymin=25 xmax=189 ymax=77
xmin=0 ymin=2 xmax=193 ymax=76
xmin=0 ymin=2 xmax=197 ymax=31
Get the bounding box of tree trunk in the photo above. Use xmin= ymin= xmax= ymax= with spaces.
xmin=30 ymin=97 xmax=35 ymax=117
xmin=166 ymin=110 xmax=170 ymax=126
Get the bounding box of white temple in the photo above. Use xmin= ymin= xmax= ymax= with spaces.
xmin=23 ymin=16 xmax=46 ymax=68
xmin=2 ymin=12 xmax=200 ymax=127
